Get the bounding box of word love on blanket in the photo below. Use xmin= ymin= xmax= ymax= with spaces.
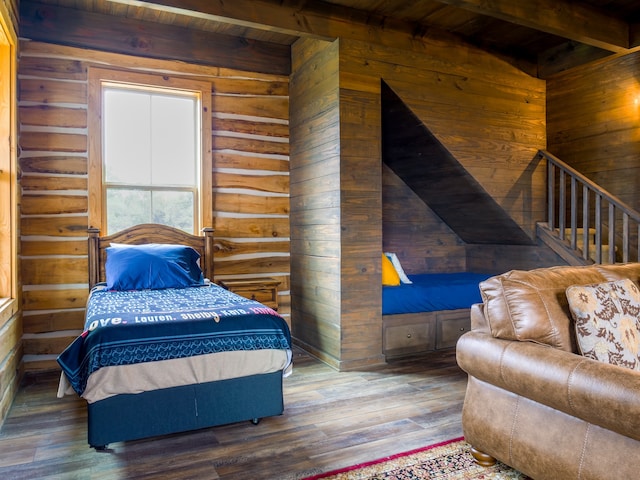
xmin=87 ymin=305 xmax=278 ymax=330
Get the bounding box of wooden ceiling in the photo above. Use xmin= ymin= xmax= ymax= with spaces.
xmin=20 ymin=0 xmax=640 ymax=77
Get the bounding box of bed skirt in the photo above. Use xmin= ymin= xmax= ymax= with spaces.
xmin=87 ymin=370 xmax=284 ymax=449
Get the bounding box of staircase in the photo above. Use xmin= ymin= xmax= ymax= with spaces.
xmin=562 ymin=228 xmax=616 ymax=264
xmin=537 ymin=150 xmax=640 ymax=265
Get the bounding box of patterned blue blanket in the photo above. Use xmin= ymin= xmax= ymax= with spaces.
xmin=58 ymin=283 xmax=292 ymax=396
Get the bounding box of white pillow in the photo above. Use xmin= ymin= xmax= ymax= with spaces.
xmin=384 ymin=252 xmax=412 ymax=284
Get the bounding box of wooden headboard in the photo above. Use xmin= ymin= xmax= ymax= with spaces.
xmin=88 ymin=223 xmax=215 ymax=289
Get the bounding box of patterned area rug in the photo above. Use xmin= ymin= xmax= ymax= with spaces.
xmin=302 ymin=437 xmax=530 ymax=480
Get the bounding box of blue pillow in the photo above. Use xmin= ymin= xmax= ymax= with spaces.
xmin=105 ymin=243 xmax=204 ymax=290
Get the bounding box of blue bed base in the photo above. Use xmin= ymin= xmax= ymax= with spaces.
xmin=87 ymin=370 xmax=284 ymax=449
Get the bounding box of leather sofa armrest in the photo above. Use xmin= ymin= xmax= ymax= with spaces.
xmin=470 ymin=303 xmax=490 ymax=334
xmin=456 ymin=331 xmax=640 ymax=442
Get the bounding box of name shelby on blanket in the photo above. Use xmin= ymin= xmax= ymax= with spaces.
xmin=87 ymin=306 xmax=278 ymax=331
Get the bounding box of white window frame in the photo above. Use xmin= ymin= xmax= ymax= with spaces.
xmin=88 ymin=67 xmax=212 ymax=234
xmin=0 ymin=3 xmax=17 ymax=315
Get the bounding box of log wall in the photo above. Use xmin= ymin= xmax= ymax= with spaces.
xmin=18 ymin=41 xmax=290 ymax=372
xmin=547 ymin=51 xmax=640 ymax=211
xmin=0 ymin=0 xmax=16 ymax=29
xmin=0 ymin=0 xmax=19 ymax=428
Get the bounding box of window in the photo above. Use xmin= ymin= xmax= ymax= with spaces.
xmin=88 ymin=68 xmax=212 ymax=235
xmin=0 ymin=7 xmax=16 ymax=303
xmin=103 ymin=86 xmax=199 ymax=233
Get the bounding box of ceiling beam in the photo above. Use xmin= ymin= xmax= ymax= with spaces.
xmin=435 ymin=0 xmax=630 ymax=54
xmin=108 ymin=0 xmax=312 ymax=38
xmin=20 ymin=0 xmax=291 ymax=75
xmin=630 ymin=23 xmax=640 ymax=48
xmin=115 ymin=0 xmax=632 ymax=55
xmin=109 ymin=0 xmax=464 ymax=53
xmin=537 ymin=41 xmax=612 ymax=78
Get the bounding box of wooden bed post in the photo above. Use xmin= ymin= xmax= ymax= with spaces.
xmin=202 ymin=227 xmax=215 ymax=281
xmin=88 ymin=228 xmax=101 ymax=289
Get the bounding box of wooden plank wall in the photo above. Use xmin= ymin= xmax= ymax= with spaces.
xmin=383 ymin=165 xmax=465 ymax=274
xmin=360 ymin=39 xmax=547 ymax=238
xmin=547 ymin=51 xmax=640 ymax=211
xmin=0 ymin=0 xmax=20 ymax=428
xmin=384 ymin=165 xmax=565 ymax=275
xmin=290 ymin=34 xmax=550 ymax=369
xmin=0 ymin=303 xmax=20 ymax=427
xmin=339 ymin=36 xmax=547 ymax=366
xmin=289 ymin=38 xmax=343 ymax=368
xmin=338 ymin=41 xmax=385 ymax=369
xmin=0 ymin=0 xmax=17 ymax=31
xmin=341 ymin=36 xmax=548 ymax=274
xmin=18 ymin=41 xmax=290 ymax=372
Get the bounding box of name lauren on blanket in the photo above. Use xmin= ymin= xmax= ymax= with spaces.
xmin=86 ymin=306 xmax=278 ymax=332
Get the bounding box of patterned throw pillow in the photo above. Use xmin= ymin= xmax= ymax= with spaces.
xmin=566 ymin=278 xmax=640 ymax=370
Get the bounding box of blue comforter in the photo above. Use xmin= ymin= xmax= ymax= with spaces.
xmin=58 ymin=283 xmax=291 ymax=396
xmin=382 ymin=272 xmax=492 ymax=315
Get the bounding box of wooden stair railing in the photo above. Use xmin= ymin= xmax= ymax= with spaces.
xmin=538 ymin=150 xmax=640 ymax=264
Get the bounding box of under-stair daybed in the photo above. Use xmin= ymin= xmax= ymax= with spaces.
xmin=57 ymin=223 xmax=292 ymax=450
xmin=381 ymin=252 xmax=491 ymax=358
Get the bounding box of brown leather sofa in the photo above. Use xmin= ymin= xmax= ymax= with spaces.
xmin=456 ymin=263 xmax=640 ymax=480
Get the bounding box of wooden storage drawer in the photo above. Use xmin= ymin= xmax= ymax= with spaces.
xmin=218 ymin=277 xmax=280 ymax=311
xmin=231 ymin=286 xmax=275 ymax=305
xmin=436 ymin=309 xmax=471 ymax=349
xmin=383 ymin=312 xmax=436 ymax=358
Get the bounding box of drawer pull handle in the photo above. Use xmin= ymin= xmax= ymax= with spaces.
xmin=460 ymin=327 xmax=466 ymax=331
xmin=407 ymin=333 xmax=412 ymax=338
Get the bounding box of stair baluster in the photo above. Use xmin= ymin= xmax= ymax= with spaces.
xmin=538 ymin=150 xmax=640 ymax=265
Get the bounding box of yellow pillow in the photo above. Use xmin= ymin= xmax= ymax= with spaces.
xmin=382 ymin=253 xmax=401 ymax=286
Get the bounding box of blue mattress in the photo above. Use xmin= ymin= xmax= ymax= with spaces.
xmin=382 ymin=272 xmax=493 ymax=315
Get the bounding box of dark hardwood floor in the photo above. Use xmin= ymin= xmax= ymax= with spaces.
xmin=0 ymin=346 xmax=467 ymax=479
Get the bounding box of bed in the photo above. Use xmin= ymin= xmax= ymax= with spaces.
xmin=382 ymin=272 xmax=492 ymax=316
xmin=57 ymin=223 xmax=292 ymax=450
xmin=381 ymin=253 xmax=491 ymax=358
